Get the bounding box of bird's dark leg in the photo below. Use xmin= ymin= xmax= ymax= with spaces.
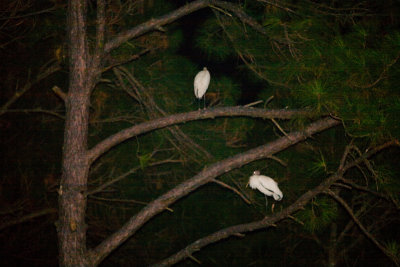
xmin=264 ymin=195 xmax=268 ymax=213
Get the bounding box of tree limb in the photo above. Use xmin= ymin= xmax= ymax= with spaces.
xmin=0 ymin=62 xmax=61 ymax=116
xmin=105 ymin=0 xmax=267 ymax=53
xmin=0 ymin=208 xmax=57 ymax=231
xmin=327 ymin=190 xmax=400 ymax=266
xmin=152 ymin=141 xmax=397 ymax=266
xmin=339 ymin=178 xmax=397 ymax=206
xmin=105 ymin=0 xmax=210 ymax=53
xmin=87 ymin=117 xmax=339 ymax=265
xmin=88 ymin=107 xmax=312 ymax=164
xmin=212 ymin=179 xmax=251 ymax=204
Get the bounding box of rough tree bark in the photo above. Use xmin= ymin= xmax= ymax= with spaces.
xmin=152 ymin=141 xmax=398 ymax=266
xmin=58 ymin=1 xmax=343 ymax=266
xmin=58 ymin=0 xmax=91 ymax=266
xmin=87 ymin=117 xmax=340 ymax=265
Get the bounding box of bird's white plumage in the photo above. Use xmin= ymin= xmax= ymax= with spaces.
xmin=248 ymin=171 xmax=283 ymax=201
xmin=194 ymin=67 xmax=210 ymax=99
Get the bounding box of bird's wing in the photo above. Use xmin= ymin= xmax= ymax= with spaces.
xmin=258 ymin=176 xmax=282 ymax=200
xmin=194 ymin=70 xmax=210 ymax=98
xmin=255 ymin=176 xmax=275 ymax=196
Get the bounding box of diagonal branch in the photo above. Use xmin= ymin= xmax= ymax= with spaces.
xmin=211 ymin=0 xmax=267 ymax=35
xmin=327 ymin=190 xmax=400 ymax=266
xmin=0 ymin=61 xmax=61 ymax=116
xmin=87 ymin=107 xmax=312 ymax=164
xmin=153 ymin=174 xmax=342 ymax=266
xmin=212 ymin=179 xmax=251 ymax=204
xmin=105 ymin=0 xmax=210 ymax=53
xmin=105 ymin=0 xmax=267 ymax=53
xmin=339 ymin=178 xmax=397 ymax=206
xmin=87 ymin=117 xmax=339 ymax=265
xmin=0 ymin=208 xmax=57 ymax=231
xmin=152 ymin=141 xmax=397 ymax=266
xmin=116 ymin=66 xmax=213 ymax=161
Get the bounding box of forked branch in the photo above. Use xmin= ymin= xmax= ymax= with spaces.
xmin=87 ymin=117 xmax=339 ymax=265
xmin=327 ymin=190 xmax=400 ymax=266
xmin=153 ymin=140 xmax=398 ymax=266
xmin=88 ymin=107 xmax=312 ymax=164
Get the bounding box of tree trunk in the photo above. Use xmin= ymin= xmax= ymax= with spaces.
xmin=57 ymin=0 xmax=91 ymax=266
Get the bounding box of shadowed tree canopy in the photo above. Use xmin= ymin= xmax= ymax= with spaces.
xmin=0 ymin=0 xmax=399 ymax=266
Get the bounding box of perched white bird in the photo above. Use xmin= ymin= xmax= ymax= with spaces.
xmin=248 ymin=170 xmax=283 ymax=201
xmin=194 ymin=67 xmax=210 ymax=109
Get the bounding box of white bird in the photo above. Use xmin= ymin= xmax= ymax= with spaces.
xmin=248 ymin=170 xmax=283 ymax=201
xmin=194 ymin=67 xmax=210 ymax=109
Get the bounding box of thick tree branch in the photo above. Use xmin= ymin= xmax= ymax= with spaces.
xmin=154 ymin=175 xmax=342 ymax=266
xmin=105 ymin=0 xmax=267 ymax=53
xmin=153 ymin=141 xmax=397 ymax=266
xmin=88 ymin=107 xmax=312 ymax=164
xmin=116 ymin=66 xmax=213 ymax=161
xmin=87 ymin=117 xmax=339 ymax=265
xmin=105 ymin=0 xmax=210 ymax=53
xmin=58 ymin=0 xmax=91 ymax=266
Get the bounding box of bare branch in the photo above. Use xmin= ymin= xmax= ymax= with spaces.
xmin=89 ymin=196 xmax=148 ymax=206
xmin=105 ymin=0 xmax=210 ymax=53
xmin=153 ymin=173 xmax=343 ymax=266
xmin=0 ymin=6 xmax=60 ymax=20
xmin=105 ymin=0 xmax=268 ymax=53
xmin=338 ymin=143 xmax=353 ymax=171
xmin=153 ymin=141 xmax=397 ymax=266
xmin=103 ymin=49 xmax=150 ymax=72
xmin=0 ymin=62 xmax=61 ymax=116
xmin=327 ymin=190 xmax=400 ymax=266
xmin=88 ymin=107 xmax=312 ymax=164
xmin=86 ymin=159 xmax=181 ymax=196
xmin=0 ymin=208 xmax=57 ymax=231
xmin=87 ymin=117 xmax=339 ymax=265
xmin=212 ymin=179 xmax=251 ymax=204
xmin=52 ymin=85 xmax=67 ymax=102
xmin=256 ymin=0 xmax=297 ymax=14
xmin=267 ymin=155 xmax=288 ymax=167
xmin=339 ymin=178 xmax=399 ymax=207
xmin=211 ymin=0 xmax=267 ymax=35
xmin=1 ymin=108 xmax=65 ymax=119
xmin=94 ymin=0 xmax=105 ymax=62
xmin=116 ymin=67 xmax=214 ymax=160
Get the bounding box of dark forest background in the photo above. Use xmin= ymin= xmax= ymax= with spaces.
xmin=0 ymin=0 xmax=399 ymax=266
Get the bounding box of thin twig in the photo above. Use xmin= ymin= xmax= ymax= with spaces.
xmin=327 ymin=190 xmax=400 ymax=266
xmin=0 ymin=108 xmax=65 ymax=119
xmin=0 ymin=208 xmax=57 ymax=231
xmin=244 ymin=100 xmax=263 ymax=107
xmin=89 ymin=196 xmax=174 ymax=213
xmin=0 ymin=62 xmax=60 ymax=116
xmin=271 ymin=118 xmax=290 ymax=138
xmin=86 ymin=159 xmax=181 ymax=196
xmin=212 ymin=179 xmax=251 ymax=204
xmin=267 ymin=155 xmax=288 ymax=167
xmin=151 ymin=140 xmax=397 ymax=266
